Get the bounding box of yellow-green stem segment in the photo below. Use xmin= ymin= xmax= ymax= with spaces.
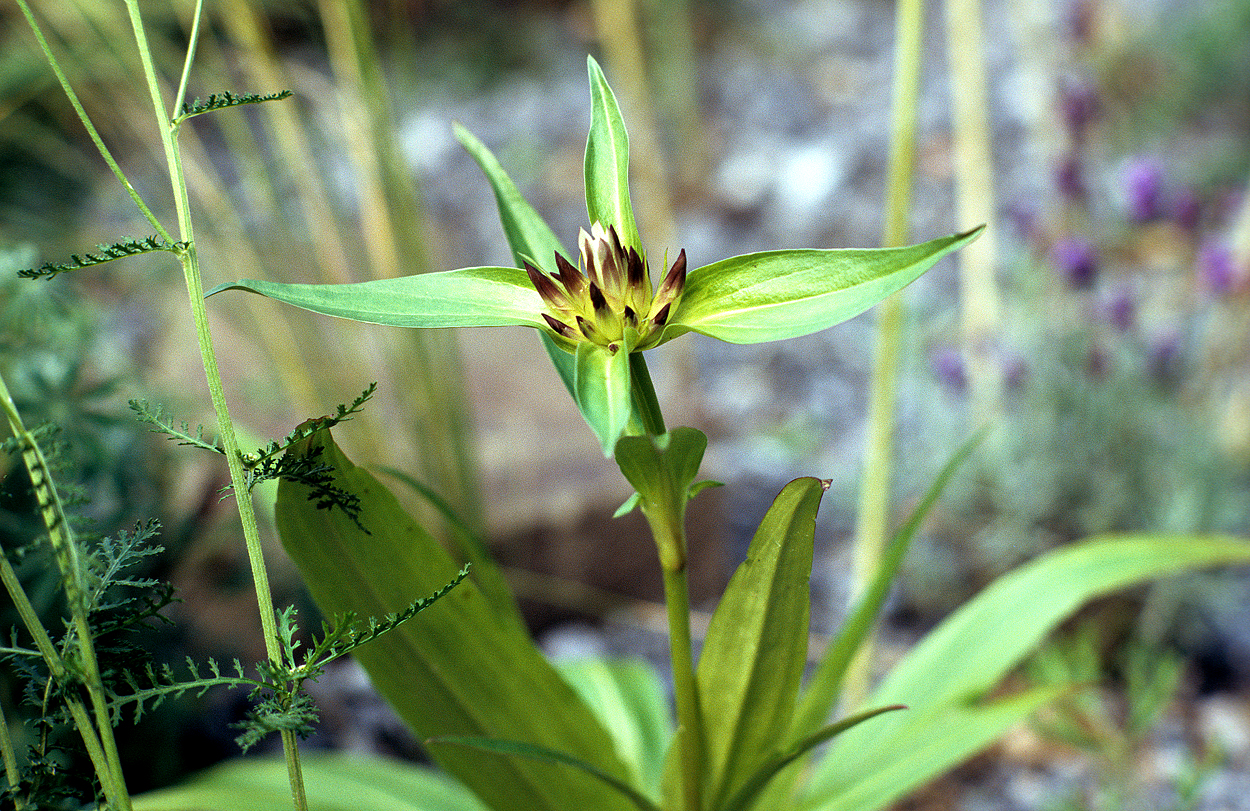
xmin=662 ymin=559 xmax=703 ymax=811
xmin=846 ymin=0 xmax=925 ymax=713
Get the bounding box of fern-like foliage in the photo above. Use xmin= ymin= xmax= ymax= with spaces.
xmin=111 ymin=657 xmax=257 ymax=726
xmin=128 ymin=400 xmax=222 ymax=453
xmin=174 ymin=90 xmax=293 ymax=124
xmin=17 ymin=236 xmax=187 ymax=281
xmin=239 ymin=382 xmax=376 ymax=474
xmin=230 ymin=564 xmax=469 ymax=752
xmin=130 ymin=384 xmax=377 ymax=528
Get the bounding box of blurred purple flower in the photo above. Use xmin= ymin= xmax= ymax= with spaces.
xmin=1148 ymin=332 xmax=1182 ymax=384
xmin=1052 ymin=236 xmax=1098 ymax=288
xmin=1172 ymin=187 xmax=1202 ymax=231
xmin=1103 ymin=287 xmax=1136 ymax=331
xmin=1002 ymin=351 xmax=1028 ymax=390
xmin=1005 ymin=200 xmax=1039 ymax=241
xmin=1067 ymin=0 xmax=1096 ymax=44
xmin=1056 ymin=154 xmax=1087 ymax=201
xmin=1123 ymin=157 xmax=1166 ymax=222
xmin=1058 ymin=77 xmax=1100 ymax=142
xmin=1197 ymin=242 xmax=1237 ymax=295
xmin=1087 ymin=345 xmax=1109 ymax=379
xmin=930 ymin=347 xmax=967 ymax=391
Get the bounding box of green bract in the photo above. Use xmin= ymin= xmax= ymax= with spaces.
xmin=210 ymin=56 xmax=982 ymax=454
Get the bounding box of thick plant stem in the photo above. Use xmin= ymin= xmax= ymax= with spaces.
xmin=845 ymin=0 xmax=925 ymax=714
xmin=0 ymin=698 xmax=20 ymax=808
xmin=662 ymin=561 xmax=703 ymax=811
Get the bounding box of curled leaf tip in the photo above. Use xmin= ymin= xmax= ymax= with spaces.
xmin=820 ymin=479 xmax=833 ymax=491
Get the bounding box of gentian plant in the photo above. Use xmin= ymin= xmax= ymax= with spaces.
xmin=196 ymin=58 xmax=1250 ymax=811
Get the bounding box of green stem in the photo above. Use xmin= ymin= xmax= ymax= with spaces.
xmin=0 ymin=695 xmax=21 ymax=808
xmin=172 ymin=0 xmax=205 ymax=117
xmin=0 ymin=374 xmax=131 ymax=810
xmin=14 ymin=0 xmax=170 ymax=242
xmin=662 ymin=559 xmax=703 ymax=811
xmin=119 ymin=3 xmax=307 ymax=808
xmin=281 ymin=729 xmax=308 ymax=809
xmin=627 ymin=355 xmax=698 ymax=807
xmin=630 ymin=353 xmax=667 ymax=436
xmin=845 ymin=0 xmax=925 ymax=714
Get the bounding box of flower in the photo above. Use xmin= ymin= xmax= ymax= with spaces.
xmin=212 ymin=57 xmax=980 ymax=454
xmin=1122 ymin=156 xmax=1165 ymax=222
xmin=1052 ymin=236 xmax=1098 ymax=289
xmin=528 ymin=222 xmax=685 ymax=353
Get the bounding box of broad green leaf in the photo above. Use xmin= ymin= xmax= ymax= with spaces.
xmin=614 ymin=427 xmax=707 ymax=514
xmin=556 ymin=658 xmax=673 ymax=799
xmin=800 ymin=689 xmax=1064 ymax=811
xmin=791 ymin=430 xmax=985 ymax=740
xmin=696 ymin=477 xmax=826 ymax=811
xmin=670 ymin=227 xmax=983 ymax=345
xmin=803 ymin=535 xmax=1250 ymax=808
xmin=376 ymin=465 xmax=525 ymax=634
xmin=574 ymin=341 xmax=634 ymax=455
xmin=132 ymin=753 xmax=487 ymax=811
xmin=584 ymin=56 xmax=640 ymax=253
xmin=275 ymin=430 xmax=635 ymax=811
xmin=209 ymin=267 xmax=544 ymax=329
xmin=430 ymin=737 xmax=661 ymax=811
xmin=721 ymin=704 xmax=904 ymax=811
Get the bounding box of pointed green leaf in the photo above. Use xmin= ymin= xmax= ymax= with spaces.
xmin=804 ymin=535 xmax=1250 ymax=809
xmin=275 ymin=430 xmax=635 ymax=811
xmin=574 ymin=341 xmax=634 ymax=455
xmin=721 ymin=704 xmax=904 ymax=811
xmin=584 ymin=56 xmax=640 ymax=252
xmin=555 ymin=658 xmax=673 ymax=799
xmin=430 ymin=737 xmax=662 ymax=811
xmin=209 ymin=267 xmax=545 ymax=330
xmin=791 ymin=430 xmax=985 ymax=740
xmin=670 ymin=227 xmax=983 ymax=345
xmin=800 ymin=689 xmax=1064 ymax=811
xmin=453 ymin=121 xmax=584 ymax=416
xmin=133 ymin=753 xmax=488 ymax=811
xmin=453 ymin=122 xmax=570 ymax=271
xmin=696 ymin=477 xmax=827 ymax=810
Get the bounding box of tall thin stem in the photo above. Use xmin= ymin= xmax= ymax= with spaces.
xmin=845 ymin=0 xmax=926 ymax=713
xmin=0 ymin=372 xmax=130 ymax=810
xmin=946 ymin=0 xmax=1002 ymax=425
xmin=119 ymin=2 xmax=307 ymax=807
